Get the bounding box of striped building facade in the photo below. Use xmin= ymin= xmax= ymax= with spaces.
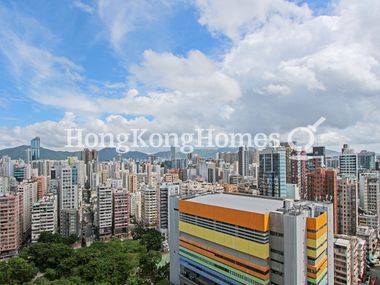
xmin=170 ymin=193 xmax=334 ymax=285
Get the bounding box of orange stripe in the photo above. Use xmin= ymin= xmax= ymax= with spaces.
xmin=307 ymin=224 xmax=327 ymax=239
xmin=179 ymin=200 xmax=269 ymax=232
xmin=307 ymin=256 xmax=328 ymax=271
xmin=307 ymin=212 xmax=327 ymax=231
xmin=179 ymin=237 xmax=269 ymax=273
xmin=180 ymin=241 xmax=269 ymax=281
xmin=307 ymin=260 xmax=327 ymax=279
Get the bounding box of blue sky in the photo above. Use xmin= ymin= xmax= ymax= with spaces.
xmin=0 ymin=0 xmax=380 ymax=151
xmin=0 ymin=0 xmax=230 ymax=127
xmin=0 ymin=0 xmax=331 ymax=127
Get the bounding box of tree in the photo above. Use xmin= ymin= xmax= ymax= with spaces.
xmin=37 ymin=232 xmax=77 ymax=246
xmin=140 ymin=229 xmax=164 ymax=251
xmin=21 ymin=242 xmax=73 ymax=271
xmin=156 ymin=262 xmax=170 ymax=282
xmin=0 ymin=257 xmax=37 ymax=284
xmin=4 ymin=231 xmax=169 ymax=284
xmin=139 ymin=250 xmax=161 ymax=283
xmin=131 ymin=222 xmax=146 ymax=240
xmin=81 ymin=237 xmax=87 ymax=248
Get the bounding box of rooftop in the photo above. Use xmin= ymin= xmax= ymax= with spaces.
xmin=186 ymin=193 xmax=284 ymax=214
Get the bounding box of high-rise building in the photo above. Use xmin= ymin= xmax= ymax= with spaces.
xmin=113 ymin=189 xmax=129 ymax=237
xmin=128 ymin=174 xmax=138 ymax=193
xmin=307 ymin=168 xmax=338 ymax=233
xmin=0 ymin=176 xmax=10 ymax=194
xmin=31 ymin=194 xmax=58 ymax=242
xmin=171 ymin=146 xmax=176 ymax=168
xmin=17 ymin=181 xmax=38 ymax=242
xmin=289 ymin=150 xmax=307 ymax=199
xmin=59 ymin=167 xmax=79 ymax=210
xmin=356 ymin=226 xmax=377 ymax=262
xmin=0 ymin=155 xmax=13 ymax=177
xmin=13 ymin=165 xmax=26 ymax=182
xmin=312 ymin=146 xmax=326 ymax=160
xmin=259 ymin=147 xmax=287 ymax=198
xmin=158 ymin=183 xmax=180 ymax=237
xmin=358 ymin=212 xmax=378 ymax=235
xmin=130 ymin=191 xmax=142 ymax=221
xmin=141 ymin=185 xmax=157 ymax=228
xmin=36 ymin=176 xmax=47 ymax=200
xmin=358 ymin=150 xmax=376 ymax=171
xmin=59 ymin=167 xmax=80 ymax=237
xmin=326 ymin=156 xmax=339 ymax=169
xmin=31 ymin=137 xmax=41 ymax=161
xmin=238 ymin=146 xmax=249 ymax=176
xmin=339 ymin=144 xmax=358 ymax=178
xmin=358 ymin=172 xmax=380 ymax=234
xmin=97 ymin=185 xmax=113 ymax=240
xmin=0 ymin=193 xmax=21 ymax=259
xmin=334 ymin=235 xmax=362 ymax=285
xmin=337 ymin=178 xmax=358 ymax=235
xmin=169 ymin=193 xmax=334 ymax=285
xmin=306 ymin=147 xmax=326 ymax=173
xmin=60 ymin=209 xmax=79 ymax=237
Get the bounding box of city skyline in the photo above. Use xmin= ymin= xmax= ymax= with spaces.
xmin=1 ymin=0 xmax=380 ymax=153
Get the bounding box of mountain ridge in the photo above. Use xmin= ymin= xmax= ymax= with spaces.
xmin=0 ymin=145 xmax=342 ymax=161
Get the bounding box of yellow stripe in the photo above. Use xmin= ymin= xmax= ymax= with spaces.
xmin=307 ymin=232 xmax=327 ymax=248
xmin=179 ymin=221 xmax=269 ymax=259
xmin=307 ymin=242 xmax=327 ymax=259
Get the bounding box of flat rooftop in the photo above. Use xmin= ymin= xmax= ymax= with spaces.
xmin=186 ymin=193 xmax=284 ymax=214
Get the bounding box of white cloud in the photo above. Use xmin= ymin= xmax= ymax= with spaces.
xmin=73 ymin=0 xmax=94 ymax=14
xmin=201 ymin=0 xmax=380 ymax=147
xmin=263 ymin=84 xmax=290 ymax=95
xmin=97 ymin=0 xmax=173 ymax=54
xmin=130 ymin=50 xmax=241 ymax=101
xmin=2 ymin=0 xmax=380 ymax=151
xmin=194 ymin=0 xmax=312 ymax=41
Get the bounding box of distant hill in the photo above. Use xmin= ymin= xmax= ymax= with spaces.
xmin=0 ymin=146 xmax=149 ymax=161
xmin=0 ymin=145 xmax=81 ymax=161
xmin=0 ymin=145 xmax=238 ymax=161
xmin=0 ymin=145 xmax=341 ymax=161
xmin=98 ymin=148 xmax=149 ymax=161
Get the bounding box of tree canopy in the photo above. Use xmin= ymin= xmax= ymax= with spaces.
xmin=0 ymin=232 xmax=169 ymax=285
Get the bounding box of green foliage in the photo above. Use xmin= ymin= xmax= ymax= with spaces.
xmin=80 ymin=237 xmax=86 ymax=248
xmin=1 ymin=232 xmax=168 ymax=285
xmin=140 ymin=229 xmax=164 ymax=251
xmin=37 ymin=232 xmax=78 ymax=246
xmin=0 ymin=257 xmax=37 ymax=284
xmin=21 ymin=242 xmax=74 ymax=272
xmin=131 ymin=223 xmax=164 ymax=251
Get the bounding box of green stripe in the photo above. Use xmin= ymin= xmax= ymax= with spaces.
xmin=307 ymin=268 xmax=328 ymax=284
xmin=179 ymin=246 xmax=268 ymax=285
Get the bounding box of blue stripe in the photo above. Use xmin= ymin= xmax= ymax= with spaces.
xmin=180 ymin=260 xmax=230 ymax=285
xmin=180 ymin=256 xmax=242 ymax=285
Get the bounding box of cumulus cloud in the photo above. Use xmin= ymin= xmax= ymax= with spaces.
xmin=198 ymin=0 xmax=380 ymax=147
xmin=97 ymin=0 xmax=173 ymax=54
xmin=1 ymin=0 xmax=380 ymax=151
xmin=130 ymin=50 xmax=241 ymax=101
xmin=194 ymin=0 xmax=312 ymax=41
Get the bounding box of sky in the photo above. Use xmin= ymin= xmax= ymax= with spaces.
xmin=0 ymin=0 xmax=379 ymax=152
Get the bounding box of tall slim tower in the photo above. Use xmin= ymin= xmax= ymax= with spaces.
xmin=238 ymin=146 xmax=249 ymax=177
xmin=339 ymin=144 xmax=358 ymax=178
xmin=337 ymin=178 xmax=358 ymax=236
xmin=59 ymin=167 xmax=80 ymax=237
xmin=307 ymin=168 xmax=338 ymax=233
xmin=171 ymin=145 xmax=176 ymax=168
xmin=259 ymin=147 xmax=287 ymax=198
xmin=30 ymin=137 xmax=41 ymax=161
